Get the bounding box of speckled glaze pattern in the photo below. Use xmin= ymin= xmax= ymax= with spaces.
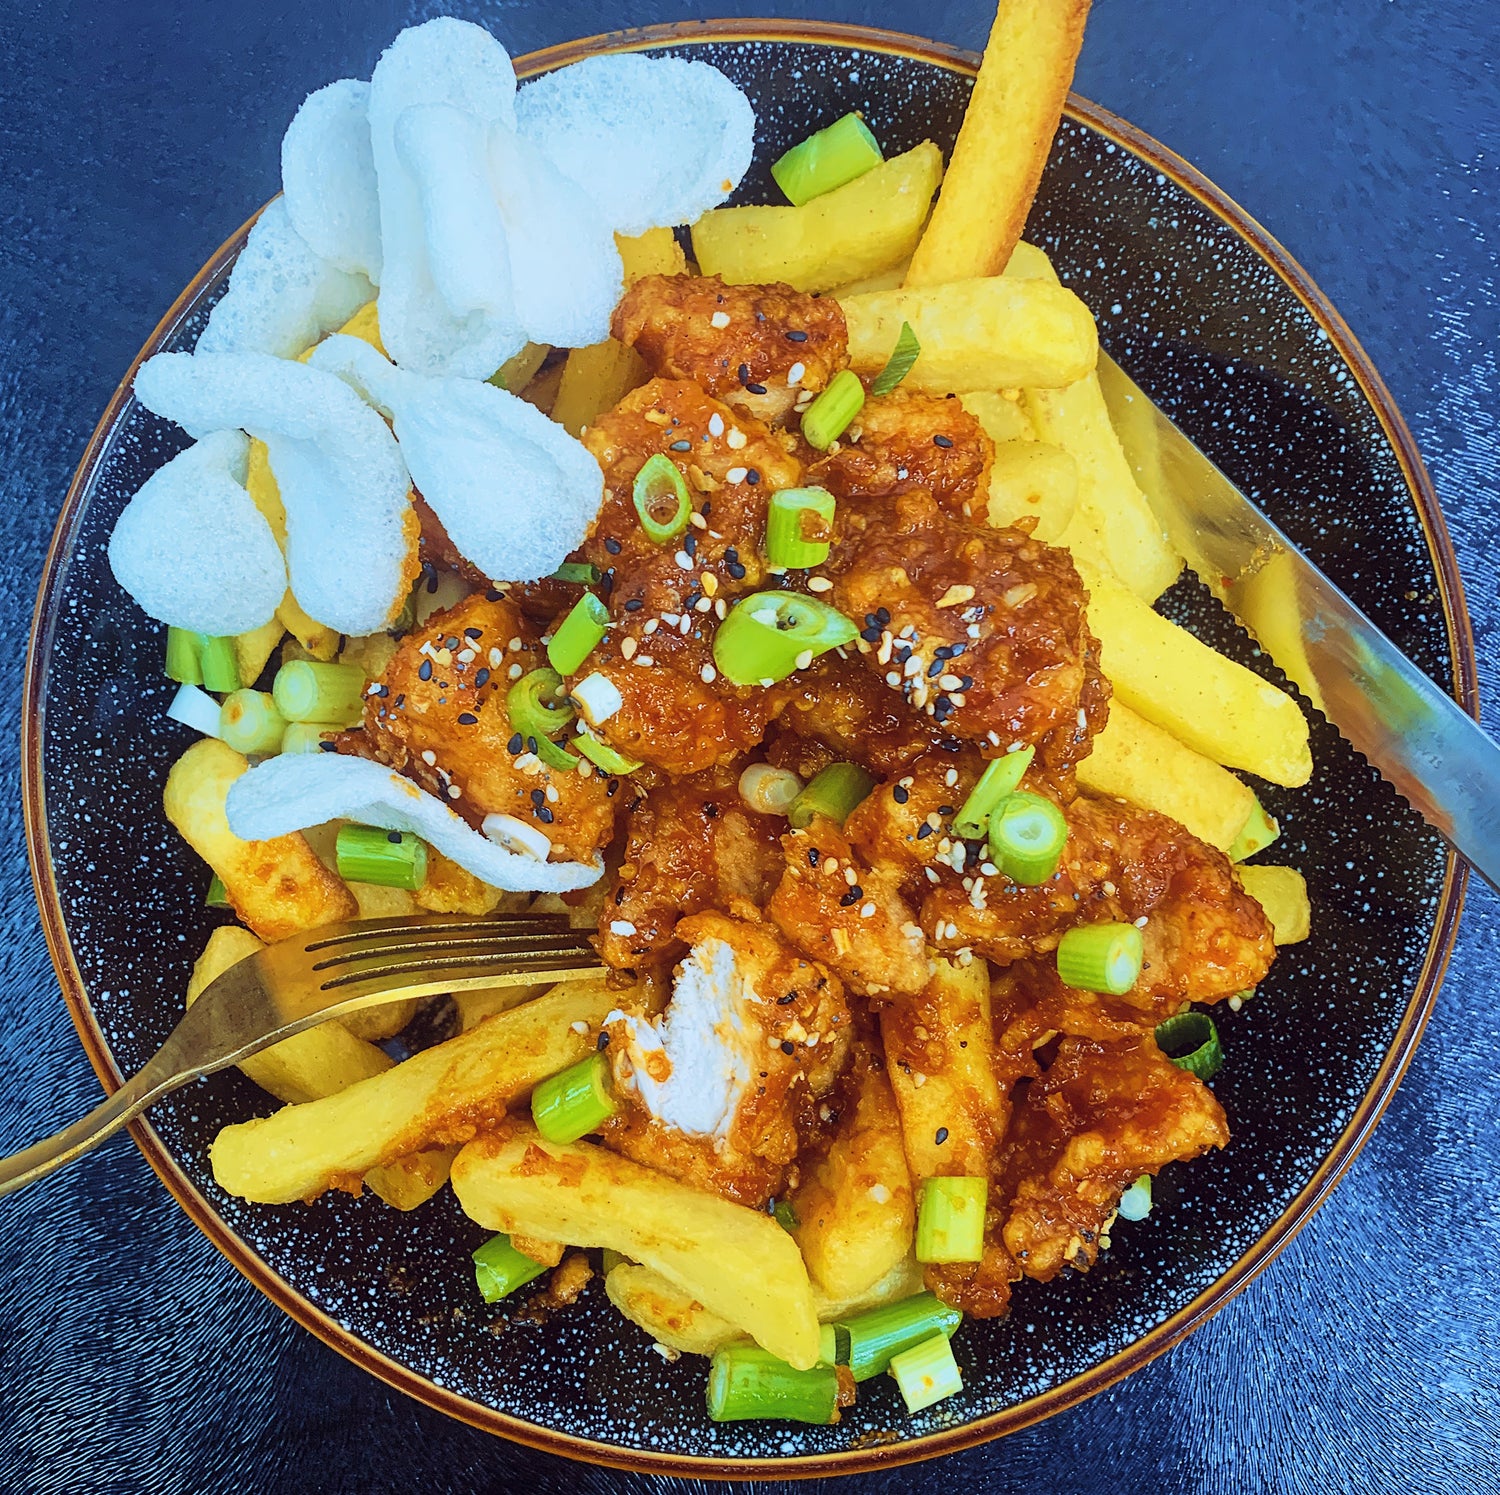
xmin=3 ymin=7 xmax=1492 ymax=1490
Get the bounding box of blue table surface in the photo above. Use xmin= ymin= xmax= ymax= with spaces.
xmin=1 ymin=2 xmax=1496 ymax=1491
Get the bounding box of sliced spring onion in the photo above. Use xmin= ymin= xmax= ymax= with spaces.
xmin=953 ymin=746 xmax=1035 ymax=840
xmin=218 ymin=689 xmax=287 ymax=757
xmin=546 ymin=592 xmax=609 ymax=677
xmin=272 ymin=661 xmax=367 ymax=726
xmin=1228 ymin=797 xmax=1280 ymax=861
xmin=574 ymin=725 xmax=643 ymax=776
xmin=706 ymin=1345 xmax=840 ymax=1425
xmin=632 ymin=453 xmax=693 ymax=544
xmin=738 ymin=762 xmax=804 ymax=816
xmin=570 ymin=671 xmax=623 ymax=728
xmin=772 ymin=1198 xmax=799 ymax=1233
xmin=771 ymin=111 xmax=884 ymax=206
xmin=280 ymin=721 xmax=340 ymax=754
xmin=800 ymin=369 xmax=865 ymax=451
xmin=915 ymin=1176 xmax=987 ymax=1264
xmin=335 ymin=824 xmax=428 ymax=890
xmin=205 ymin=874 xmax=231 ymax=909
xmin=988 ymin=791 xmax=1067 ymax=885
xmin=788 ymin=762 xmax=875 ymax=830
xmin=198 ymin=634 xmax=242 ymax=693
xmin=1154 ymin=1012 xmax=1224 ymax=1081
xmin=713 ymin=590 xmax=857 ymax=686
xmin=473 ymin=1233 xmax=548 ymax=1304
xmin=837 ymin=1292 xmax=962 ymax=1382
xmin=165 ymin=627 xmax=203 ymax=686
xmin=868 ymin=321 xmax=921 ymax=397
xmin=551 ymin=561 xmax=602 ymax=585
xmin=531 ymin=1052 xmax=617 ymax=1144
xmin=482 ymin=812 xmax=552 ymax=860
xmin=167 ymin=682 xmax=224 ymax=738
xmin=818 ymin=1322 xmax=843 ymax=1368
xmin=1116 ymin=1174 xmax=1153 ymax=1221
xmin=765 ymin=486 xmax=836 ymax=570
xmin=1056 ymin=922 xmax=1145 ymax=995
xmin=888 ymin=1332 xmax=963 ymax=1415
xmin=507 ymin=668 xmax=579 ymax=772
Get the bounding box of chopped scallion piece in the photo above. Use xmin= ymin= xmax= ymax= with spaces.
xmin=1056 ymin=922 xmax=1144 ymax=995
xmin=888 ymin=1332 xmax=963 ymax=1414
xmin=800 ymin=369 xmax=865 ymax=451
xmin=281 ymin=722 xmax=340 ymax=754
xmin=550 ymin=561 xmax=602 ymax=585
xmin=472 ymin=1233 xmax=548 ymax=1304
xmin=706 ymin=1345 xmax=840 ymax=1425
xmin=218 ymin=688 xmax=287 ymax=757
xmin=507 ymin=668 xmax=579 ymax=772
xmin=271 ymin=660 xmax=366 ymax=725
xmin=788 ymin=762 xmax=875 ymax=830
xmin=712 ymin=590 xmax=857 ymax=685
xmin=1154 ymin=1012 xmax=1224 ymax=1081
xmin=198 ymin=634 xmax=242 ymax=693
xmin=1228 ymin=797 xmax=1280 ymax=861
xmin=547 ymin=592 xmax=609 ymax=676
xmin=570 ymin=671 xmax=622 ymax=728
xmin=166 ymin=682 xmax=224 ymax=739
xmin=915 ymin=1176 xmax=987 ymax=1263
xmin=573 ymin=725 xmax=642 ymax=775
xmin=738 ymin=762 xmax=804 ymax=816
xmin=531 ymin=1052 xmax=616 ymax=1144
xmin=771 ymin=111 xmax=884 ymax=206
xmin=988 ymin=791 xmax=1067 ymax=885
xmin=335 ymin=824 xmax=428 ymax=890
xmin=205 ymin=874 xmax=231 ymax=909
xmin=837 ymin=1292 xmax=962 ymax=1382
xmin=868 ymin=321 xmax=921 ymax=397
xmin=773 ymin=1199 xmax=799 ymax=1233
xmin=165 ymin=627 xmax=203 ymax=686
xmin=765 ymin=486 xmax=836 ymax=570
xmin=818 ymin=1323 xmax=845 ymax=1367
xmin=953 ymin=746 xmax=1035 ymax=840
xmin=632 ymin=453 xmax=693 ymax=544
xmin=1116 ymin=1174 xmax=1153 ymax=1221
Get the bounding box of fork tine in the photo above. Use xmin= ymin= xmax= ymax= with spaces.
xmin=318 ymin=948 xmax=604 ymax=996
xmin=300 ymin=912 xmax=576 ymax=954
xmin=308 ymin=929 xmax=593 ymax=972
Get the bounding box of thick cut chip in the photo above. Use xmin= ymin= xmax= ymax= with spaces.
xmin=224 ymin=752 xmax=602 ymax=893
xmin=280 ymin=78 xmax=383 ymax=280
xmin=515 ymin=54 xmax=754 ymax=236
xmin=133 ymin=351 xmax=416 ymax=637
xmin=108 ymin=430 xmax=284 ymax=634
xmin=310 ymin=335 xmax=602 ymax=582
xmin=196 ymin=199 xmax=372 ymax=360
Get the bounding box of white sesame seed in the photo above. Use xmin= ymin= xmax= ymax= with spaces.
xmin=886 ymin=671 xmax=902 ymax=687
xmin=621 ymin=637 xmax=638 ymax=660
xmin=869 ymin=1183 xmax=891 ymax=1204
xmin=824 ymin=858 xmax=839 ymax=875
xmin=726 ymin=427 xmax=747 ymax=450
xmin=695 ymin=597 xmax=713 ymax=612
xmin=1134 ymin=915 xmax=1149 ymax=928
xmin=944 ymin=769 xmax=959 ymax=787
xmin=509 ymin=637 xmax=523 ymax=651
xmin=844 ymin=867 xmax=858 ymax=885
xmin=725 ymin=466 xmax=748 ymax=484
xmin=674 ymin=550 xmax=693 ymax=570
xmin=715 ymin=599 xmax=727 ymax=619
xmin=1229 ymin=994 xmax=1243 ymax=1012
xmin=447 ymin=784 xmax=461 ymax=799
xmin=420 ymin=749 xmax=436 ymax=766
xmin=981 ymin=862 xmax=998 ymax=876
xmin=643 ymin=618 xmax=659 ymax=635
xmin=679 ymin=615 xmax=692 ymax=635
xmin=690 ymin=511 xmax=707 ymax=529
xmin=570 ymin=1021 xmax=590 ymax=1035
xmin=925 ymin=867 xmax=940 ymax=883
xmin=787 ymin=361 xmax=806 ymax=386
xmin=457 ymin=648 xmax=476 ymax=664
xmin=903 ymin=656 xmax=923 ymax=678
xmin=701 ymin=663 xmax=717 ymax=683
xmin=710 ymin=310 xmax=731 ymax=329
xmin=637 ymin=655 xmax=655 ymax=667
xmin=1078 ymin=707 xmax=1089 ymax=729
xmin=939 ymin=673 xmax=963 ymax=691
xmin=795 ymin=649 xmax=813 ymax=669
xmin=507 ymin=663 xmax=523 ymax=680
xmin=860 ymin=901 xmax=876 ymax=918
xmin=488 ymin=648 xmax=503 ymax=668
xmin=609 ymin=920 xmax=637 ymax=936
xmin=708 ymin=413 xmax=725 ymax=436
xmin=545 ymin=785 xmax=559 ymax=803
xmin=807 ymin=576 xmax=833 ymax=593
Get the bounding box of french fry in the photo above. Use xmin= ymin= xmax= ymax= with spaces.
xmin=210 ymin=979 xmax=615 ymax=1204
xmin=883 ymin=956 xmax=1004 ymax=1182
xmin=491 ymin=341 xmax=550 ymax=394
xmin=811 ymin=1255 xmax=926 ymax=1323
xmin=412 ymin=846 xmax=507 ymax=915
xmin=1077 ymin=701 xmax=1256 ymax=853
xmin=451 ymin=1127 xmax=821 ymax=1369
xmin=233 ymin=615 xmax=284 ymax=686
xmin=791 ymin=1064 xmax=915 ymax=1303
xmin=1237 ymin=865 xmax=1310 ymax=945
xmin=843 ymin=275 xmax=1096 ymax=395
xmin=163 ymin=739 xmax=356 ymax=941
xmin=905 ymin=0 xmax=1091 ymax=286
xmin=984 ymin=439 xmax=1079 ymax=542
xmin=185 ymin=926 xmax=451 ymax=1209
xmin=605 ymin=1261 xmax=740 ymax=1357
xmin=829 ymin=259 xmax=911 ymax=299
xmin=960 ymin=389 xmax=1035 ymax=444
xmin=553 ymin=228 xmax=688 ymax=436
xmin=1083 ymin=569 xmax=1313 ymax=787
xmin=1001 ymin=239 xmax=1061 ymax=282
xmin=692 ymin=142 xmax=943 ymax=294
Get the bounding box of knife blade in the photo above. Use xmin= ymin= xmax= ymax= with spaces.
xmin=1096 ymin=351 xmax=1500 ymax=894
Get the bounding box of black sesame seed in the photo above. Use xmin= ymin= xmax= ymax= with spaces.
xmin=840 ymin=890 xmax=860 ymax=907
xmin=778 ymin=992 xmax=798 ymax=1005
xmin=605 ymin=536 xmax=622 ymax=554
xmin=444 ymin=636 xmax=460 ymax=650
xmin=599 ymin=569 xmax=614 ymax=595
xmin=531 ymin=789 xmax=546 ymax=806
xmin=933 ymin=434 xmax=954 ymax=448
xmin=670 ymin=439 xmax=691 ymax=452
xmin=685 ymin=533 xmax=697 ymax=556
xmin=527 ymin=736 xmax=539 ymax=754
xmin=318 ymin=740 xmax=337 ymax=752
xmin=860 ymin=627 xmax=882 ymax=643
xmin=893 ymin=784 xmax=910 ymax=804
xmin=917 ymin=823 xmax=934 ymax=840
xmin=960 ymin=675 xmax=974 ymax=690
xmin=727 ymin=562 xmax=747 ymax=580
xmin=464 ymin=627 xmax=482 ymax=639
xmin=475 ymin=668 xmax=490 ymax=688
xmin=614 ymin=885 xmax=625 ymax=905
xmin=384 ymin=831 xmax=402 ymax=846
xmin=684 ymin=590 xmax=703 ymax=608
xmin=935 ymin=1126 xmax=949 ymax=1145
xmin=745 ymin=383 xmax=768 ymax=396
xmin=536 ymin=806 xmax=555 ymax=824
xmin=393 ymin=694 xmax=405 ymax=710
xmin=786 ymin=329 xmax=808 ymax=342
xmin=457 ymin=712 xmax=478 ymax=726
xmin=606 ymin=780 xmax=619 ymax=797
xmin=725 ymin=546 xmax=740 ymax=563
xmin=938 ymin=805 xmax=956 ymax=816
xmin=426 ymin=572 xmax=440 ymax=594
xmin=737 ymin=362 xmax=751 ymax=386
xmin=485 ymin=587 xmax=503 ymax=602
xmin=745 ymin=468 xmax=761 ymax=484
xmin=928 ymin=658 xmax=944 ymax=677
xmin=808 ymin=848 xmax=820 ymax=866
xmin=508 ymin=732 xmax=523 ymax=754
xmin=780 ymin=1040 xmax=796 ymax=1056
xmin=418 ymin=660 xmax=433 ymax=681
xmin=597 ymin=1031 xmax=610 ymax=1050
xmin=938 ymin=737 xmax=963 ymax=752
xmin=624 ymin=597 xmax=644 ymax=611
xmin=875 ymin=607 xmax=891 ymax=625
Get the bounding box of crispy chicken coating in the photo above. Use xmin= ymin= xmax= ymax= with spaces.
xmin=339 ymin=592 xmax=615 ymax=864
xmin=999 ymin=1033 xmax=1229 ymax=1280
xmin=831 ymin=488 xmax=1108 ymax=773
xmin=612 ymin=274 xmax=847 ymax=425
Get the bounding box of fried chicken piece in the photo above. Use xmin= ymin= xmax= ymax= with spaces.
xmin=830 ymin=488 xmax=1107 ymax=774
xmin=999 ymin=1034 xmax=1229 ymax=1281
xmin=992 ymin=959 xmax=1157 ymax=1045
xmin=601 ymin=911 xmax=852 ymax=1208
xmin=844 ymin=746 xmax=987 ymax=881
xmin=768 ymin=817 xmax=931 ymax=997
xmin=341 ymin=592 xmax=615 ymax=864
xmin=612 ymin=274 xmax=847 ymax=425
xmin=922 ymin=792 xmax=1274 ymax=1019
xmin=811 ymin=392 xmax=993 ymax=520
xmin=599 ymin=764 xmax=784 ymax=971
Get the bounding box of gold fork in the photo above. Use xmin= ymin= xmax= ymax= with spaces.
xmin=0 ymin=911 xmax=602 ymax=1198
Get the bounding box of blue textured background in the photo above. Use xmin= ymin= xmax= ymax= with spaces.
xmin=0 ymin=2 xmax=1495 ymax=1491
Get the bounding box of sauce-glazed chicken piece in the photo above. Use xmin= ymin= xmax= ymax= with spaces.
xmin=811 ymin=392 xmax=994 ymax=520
xmin=612 ymin=274 xmax=847 ymax=426
xmin=339 ymin=592 xmax=615 ymax=864
xmin=831 ymin=488 xmax=1108 ymax=774
xmin=577 ymin=379 xmax=802 ymax=776
xmin=922 ymin=792 xmax=1274 ymax=1018
xmin=999 ymin=1033 xmax=1229 ymax=1280
xmin=601 ymin=911 xmax=852 ymax=1208
xmin=599 ymin=764 xmax=784 ymax=971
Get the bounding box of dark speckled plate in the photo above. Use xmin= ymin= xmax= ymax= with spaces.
xmin=22 ymin=19 xmax=1473 ymax=1479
